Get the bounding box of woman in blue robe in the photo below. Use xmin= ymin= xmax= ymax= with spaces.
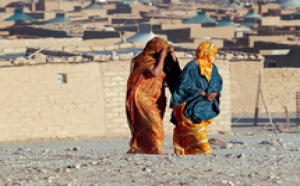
xmin=170 ymin=41 xmax=222 ymax=155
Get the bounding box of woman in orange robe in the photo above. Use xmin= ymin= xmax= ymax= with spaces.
xmin=126 ymin=37 xmax=179 ymax=154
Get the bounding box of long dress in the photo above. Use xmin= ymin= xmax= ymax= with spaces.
xmin=170 ymin=60 xmax=222 ymax=155
xmin=126 ymin=55 xmax=166 ymax=154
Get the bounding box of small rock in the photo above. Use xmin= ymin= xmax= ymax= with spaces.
xmin=282 ymin=143 xmax=287 ymax=149
xmin=275 ymin=180 xmax=282 ymax=184
xmin=64 ymin=168 xmax=71 ymax=173
xmin=233 ymin=143 xmax=241 ymax=148
xmin=102 ymin=157 xmax=111 ymax=164
xmin=228 ymin=181 xmax=235 ymax=186
xmin=6 ymin=178 xmax=12 ymax=184
xmin=12 ymin=181 xmax=22 ymax=185
xmin=166 ymin=156 xmax=173 ymax=161
xmin=205 ymin=168 xmax=213 ymax=172
xmin=221 ymin=180 xmax=228 ymax=185
xmin=75 ymin=163 xmax=81 ymax=169
xmin=91 ymin=161 xmax=99 ymax=165
xmin=225 ymin=154 xmax=234 ymax=158
xmin=237 ymin=154 xmax=245 ymax=159
xmin=245 ymin=132 xmax=254 ymax=136
xmin=248 ymin=173 xmax=256 ymax=177
xmin=124 ymin=157 xmax=132 ymax=162
xmin=260 ymin=139 xmax=273 ymax=145
xmin=42 ymin=149 xmax=51 ymax=153
xmin=225 ymin=143 xmax=233 ymax=149
xmin=163 ymin=172 xmax=172 ymax=176
xmin=73 ymin=147 xmax=81 ymax=151
xmin=81 ymin=163 xmax=88 ymax=167
xmin=142 ymin=167 xmax=152 ymax=173
xmin=41 ymin=169 xmax=47 ymax=174
xmin=276 ymin=138 xmax=283 ymax=144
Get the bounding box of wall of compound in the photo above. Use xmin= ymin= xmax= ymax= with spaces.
xmin=229 ymin=61 xmax=263 ymax=115
xmin=229 ymin=61 xmax=300 ymax=116
xmin=0 ymin=63 xmax=105 ymax=141
xmin=262 ymin=68 xmax=300 ymax=114
xmin=0 ymin=58 xmax=231 ymax=141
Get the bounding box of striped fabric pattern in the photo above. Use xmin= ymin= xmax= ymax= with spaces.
xmin=173 ymin=104 xmax=212 ymax=155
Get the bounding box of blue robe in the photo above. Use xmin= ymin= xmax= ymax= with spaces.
xmin=170 ymin=60 xmax=223 ymax=124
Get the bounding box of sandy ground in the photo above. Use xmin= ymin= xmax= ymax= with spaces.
xmin=0 ymin=125 xmax=299 ymax=186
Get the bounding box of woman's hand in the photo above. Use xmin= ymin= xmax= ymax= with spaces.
xmin=169 ymin=45 xmax=175 ymax=53
xmin=168 ymin=45 xmax=178 ymax=62
xmin=206 ymin=92 xmax=218 ymax=101
xmin=200 ymin=91 xmax=206 ymax=97
xmin=160 ymin=48 xmax=168 ymax=61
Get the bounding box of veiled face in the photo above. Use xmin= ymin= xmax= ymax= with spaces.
xmin=143 ymin=37 xmax=169 ymax=56
xmin=196 ymin=41 xmax=218 ymax=63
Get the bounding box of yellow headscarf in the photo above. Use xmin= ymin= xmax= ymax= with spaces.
xmin=195 ymin=41 xmax=218 ymax=82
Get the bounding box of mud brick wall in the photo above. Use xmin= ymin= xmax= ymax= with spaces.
xmin=262 ymin=68 xmax=300 ymax=114
xmin=0 ymin=63 xmax=105 ymax=141
xmin=0 ymin=58 xmax=231 ymax=141
xmin=211 ymin=60 xmax=231 ymax=134
xmin=229 ymin=61 xmax=263 ymax=115
xmin=229 ymin=61 xmax=300 ymax=115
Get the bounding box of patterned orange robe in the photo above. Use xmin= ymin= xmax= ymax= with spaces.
xmin=126 ymin=37 xmax=169 ymax=154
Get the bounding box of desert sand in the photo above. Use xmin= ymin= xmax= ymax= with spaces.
xmin=0 ymin=124 xmax=299 ymax=186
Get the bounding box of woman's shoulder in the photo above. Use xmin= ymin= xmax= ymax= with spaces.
xmin=212 ymin=63 xmax=220 ymax=72
xmin=183 ymin=60 xmax=198 ymax=70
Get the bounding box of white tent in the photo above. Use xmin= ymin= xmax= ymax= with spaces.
xmin=125 ymin=24 xmax=157 ymax=43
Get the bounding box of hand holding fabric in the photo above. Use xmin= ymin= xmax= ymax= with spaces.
xmin=159 ymin=48 xmax=168 ymax=61
xmin=200 ymin=91 xmax=206 ymax=97
xmin=168 ymin=45 xmax=178 ymax=62
xmin=206 ymin=92 xmax=217 ymax=101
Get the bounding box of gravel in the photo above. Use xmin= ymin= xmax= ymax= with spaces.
xmin=0 ymin=126 xmax=299 ymax=186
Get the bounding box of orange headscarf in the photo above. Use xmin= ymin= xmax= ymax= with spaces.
xmin=130 ymin=37 xmax=169 ymax=76
xmin=195 ymin=41 xmax=218 ymax=82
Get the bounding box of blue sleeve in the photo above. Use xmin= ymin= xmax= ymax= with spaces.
xmin=207 ymin=64 xmax=222 ymax=95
